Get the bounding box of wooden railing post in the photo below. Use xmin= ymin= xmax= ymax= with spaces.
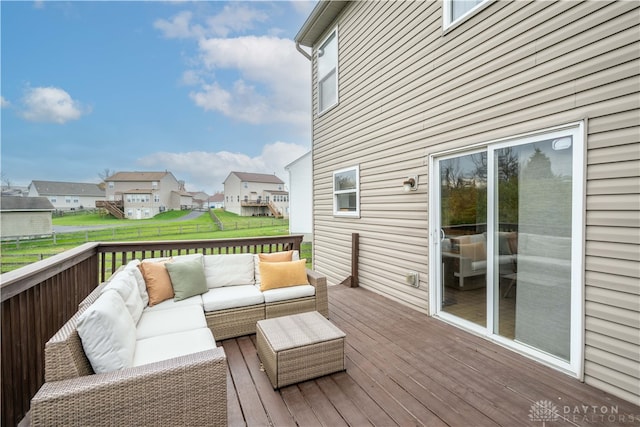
xmin=351 ymin=233 xmax=359 ymax=288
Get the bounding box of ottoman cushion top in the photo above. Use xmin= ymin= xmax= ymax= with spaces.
xmin=257 ymin=311 xmax=345 ymax=352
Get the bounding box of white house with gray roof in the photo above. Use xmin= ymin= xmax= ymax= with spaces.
xmin=223 ymin=172 xmax=288 ymax=218
xmin=27 ymin=180 xmax=104 ymax=211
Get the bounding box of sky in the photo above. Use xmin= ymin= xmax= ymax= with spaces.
xmin=1 ymin=0 xmax=316 ymax=194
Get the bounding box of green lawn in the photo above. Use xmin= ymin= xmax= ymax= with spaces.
xmin=1 ymin=209 xmax=305 ymax=273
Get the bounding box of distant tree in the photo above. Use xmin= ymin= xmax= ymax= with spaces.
xmin=1 ymin=172 xmax=11 ymax=188
xmin=98 ymin=168 xmax=113 ymax=182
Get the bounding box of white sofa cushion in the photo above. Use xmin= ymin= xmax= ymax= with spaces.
xmin=204 ymin=253 xmax=255 ymax=288
xmin=136 ymin=305 xmax=207 ymax=340
xmin=123 ymin=259 xmax=149 ymax=306
xmin=261 ymin=284 xmax=315 ymax=303
xmin=132 ymin=328 xmax=216 ymax=367
xmin=77 ymin=291 xmax=136 ymax=374
xmin=201 ymin=285 xmax=264 ymax=311
xmin=142 ymin=295 xmax=203 ymax=313
xmin=101 ymin=271 xmax=144 ymax=323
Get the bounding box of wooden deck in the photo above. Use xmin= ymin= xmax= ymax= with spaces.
xmin=224 ymin=285 xmax=640 ymax=427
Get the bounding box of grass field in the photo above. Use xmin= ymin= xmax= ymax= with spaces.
xmin=1 ymin=209 xmax=309 ymax=273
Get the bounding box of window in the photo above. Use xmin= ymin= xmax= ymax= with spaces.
xmin=443 ymin=0 xmax=487 ymax=29
xmin=65 ymin=197 xmax=71 ymax=204
xmin=154 ymin=195 xmax=160 ymax=203
xmin=333 ymin=165 xmax=359 ymax=217
xmin=50 ymin=197 xmax=57 ymax=203
xmin=152 ymin=181 xmax=158 ymax=188
xmin=108 ymin=182 xmax=114 ymax=189
xmin=317 ymin=28 xmax=338 ymax=114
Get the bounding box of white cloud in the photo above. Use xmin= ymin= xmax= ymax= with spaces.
xmin=0 ymin=96 xmax=10 ymax=108
xmin=155 ymin=4 xmax=269 ymax=40
xmin=155 ymin=5 xmax=311 ymax=128
xmin=137 ymin=141 xmax=309 ymax=193
xmin=20 ymin=86 xmax=89 ymax=124
xmin=205 ymin=4 xmax=268 ymax=37
xmin=191 ymin=35 xmax=310 ymax=126
xmin=154 ymin=11 xmax=204 ymax=39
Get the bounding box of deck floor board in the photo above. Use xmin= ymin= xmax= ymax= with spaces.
xmin=222 ymin=285 xmax=639 ymax=426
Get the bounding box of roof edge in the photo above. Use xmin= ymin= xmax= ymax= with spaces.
xmin=295 ymin=1 xmax=348 ymax=47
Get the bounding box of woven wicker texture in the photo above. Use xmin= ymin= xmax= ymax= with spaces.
xmin=257 ymin=311 xmax=345 ymax=351
xmin=257 ymin=312 xmax=345 ymax=388
xmin=31 ymin=348 xmax=227 ymax=426
xmin=265 ymin=297 xmax=316 ymax=319
xmin=206 ymin=304 xmax=265 ymax=340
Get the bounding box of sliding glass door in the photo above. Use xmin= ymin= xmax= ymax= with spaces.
xmin=432 ymin=124 xmax=583 ymax=373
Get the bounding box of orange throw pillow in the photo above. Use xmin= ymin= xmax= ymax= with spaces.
xmin=258 ymin=250 xmax=293 ymax=263
xmin=259 ymin=259 xmax=309 ymax=291
xmin=138 ymin=261 xmax=174 ymax=306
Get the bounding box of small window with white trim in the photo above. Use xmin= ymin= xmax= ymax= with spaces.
xmin=318 ymin=28 xmax=338 ymax=114
xmin=443 ymin=0 xmax=488 ymax=29
xmin=333 ymin=165 xmax=359 ymax=217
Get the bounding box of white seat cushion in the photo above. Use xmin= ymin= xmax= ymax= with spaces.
xmin=203 ymin=253 xmax=255 ymax=288
xmin=142 ymin=295 xmax=203 ymax=313
xmin=201 ymin=285 xmax=264 ymax=311
xmin=77 ymin=291 xmax=136 ymax=374
xmin=132 ymin=328 xmax=216 ymax=367
xmin=136 ymin=306 xmax=207 ymax=340
xmin=261 ymin=284 xmax=316 ymax=303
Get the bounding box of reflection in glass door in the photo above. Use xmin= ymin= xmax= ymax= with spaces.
xmin=438 ymin=151 xmax=487 ymax=327
xmin=493 ymin=137 xmax=574 ymax=361
xmin=432 ymin=124 xmax=583 ymax=372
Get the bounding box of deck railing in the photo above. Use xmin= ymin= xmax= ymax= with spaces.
xmin=0 ymin=235 xmax=303 ymax=427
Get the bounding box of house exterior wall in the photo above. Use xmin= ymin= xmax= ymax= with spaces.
xmin=28 ymin=187 xmax=102 ymax=211
xmin=223 ymin=174 xmax=287 ymax=216
xmin=0 ymin=211 xmax=52 ymax=237
xmin=304 ymin=1 xmax=639 ymax=404
xmin=286 ymin=152 xmax=313 ymax=237
xmin=105 ymin=173 xmax=182 ymax=218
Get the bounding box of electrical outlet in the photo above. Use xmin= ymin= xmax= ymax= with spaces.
xmin=405 ymin=271 xmax=419 ymax=288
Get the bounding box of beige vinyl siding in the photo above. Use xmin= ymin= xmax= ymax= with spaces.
xmin=309 ymin=0 xmax=639 ymax=404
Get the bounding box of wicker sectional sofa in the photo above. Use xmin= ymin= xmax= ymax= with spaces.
xmin=30 ymin=251 xmax=328 ymax=426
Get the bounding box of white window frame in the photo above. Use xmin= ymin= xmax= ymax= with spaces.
xmin=443 ymin=0 xmax=489 ymax=31
xmin=317 ymin=27 xmax=338 ymax=115
xmin=333 ymin=165 xmax=360 ymax=218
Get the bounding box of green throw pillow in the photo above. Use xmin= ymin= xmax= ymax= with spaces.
xmin=166 ymin=258 xmax=208 ymax=301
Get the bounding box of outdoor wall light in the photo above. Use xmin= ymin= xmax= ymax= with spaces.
xmin=403 ymin=176 xmax=418 ymax=192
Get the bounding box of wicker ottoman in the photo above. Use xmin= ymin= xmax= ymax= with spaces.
xmin=256 ymin=311 xmax=346 ymax=389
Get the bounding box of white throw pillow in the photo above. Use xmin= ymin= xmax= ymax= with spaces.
xmin=100 ymin=270 xmax=144 ymax=323
xmin=124 ymin=260 xmax=149 ymax=307
xmin=77 ymin=291 xmax=136 ymax=374
xmin=203 ymin=253 xmax=255 ymax=288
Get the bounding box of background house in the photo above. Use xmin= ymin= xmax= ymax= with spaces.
xmin=223 ymin=172 xmax=288 ymax=218
xmin=285 ymin=151 xmax=313 ymax=240
xmin=104 ymin=171 xmax=186 ymax=219
xmin=0 ymin=196 xmax=54 ymax=237
xmin=208 ymin=192 xmax=225 ymax=209
xmin=188 ymin=191 xmax=210 ymax=210
xmin=296 ymin=0 xmax=639 ymax=405
xmin=27 ymin=180 xmax=104 ymax=211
